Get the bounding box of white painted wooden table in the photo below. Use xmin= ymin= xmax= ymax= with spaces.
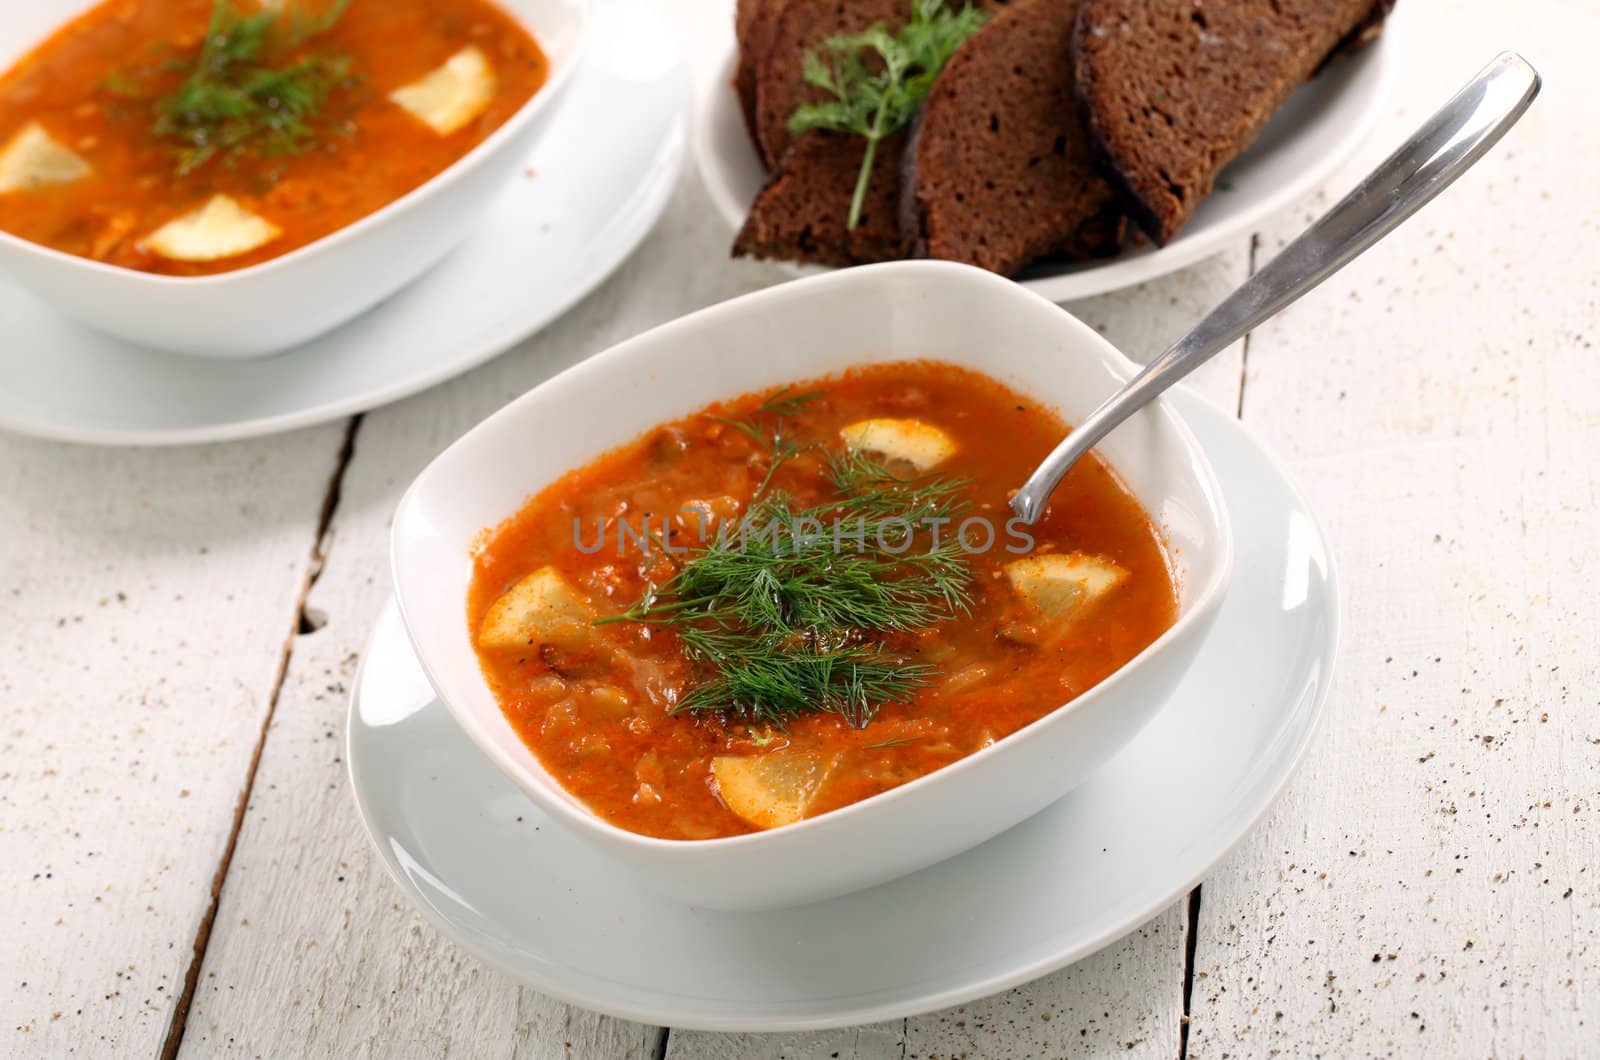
xmin=5 ymin=1 xmax=1598 ymax=1056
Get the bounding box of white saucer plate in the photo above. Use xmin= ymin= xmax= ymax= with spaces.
xmin=696 ymin=30 xmax=1394 ymax=302
xmin=346 ymin=389 xmax=1340 ymax=1032
xmin=0 ymin=0 xmax=686 ymax=447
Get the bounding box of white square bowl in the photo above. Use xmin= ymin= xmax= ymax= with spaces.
xmin=0 ymin=0 xmax=587 ymax=358
xmin=391 ymin=260 xmax=1233 ymax=910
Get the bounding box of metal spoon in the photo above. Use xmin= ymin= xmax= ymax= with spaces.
xmin=1011 ymin=51 xmax=1541 ymax=524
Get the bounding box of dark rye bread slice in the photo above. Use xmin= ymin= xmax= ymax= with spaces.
xmin=1074 ymin=0 xmax=1394 ymax=245
xmin=752 ymin=1 xmax=1019 ymax=166
xmin=738 ymin=0 xmax=1019 ymax=267
xmin=1321 ymin=0 xmax=1395 ymax=68
xmin=735 ymin=0 xmax=783 ymax=163
xmin=733 ymin=129 xmax=912 ymax=267
xmin=751 ymin=0 xmax=910 ymax=167
xmin=902 ymin=0 xmax=1122 ymax=276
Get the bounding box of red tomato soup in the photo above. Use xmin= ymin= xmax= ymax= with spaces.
xmin=468 ymin=362 xmax=1179 ymax=841
xmin=0 ymin=0 xmax=547 ymax=275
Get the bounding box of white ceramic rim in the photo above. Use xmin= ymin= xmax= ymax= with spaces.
xmin=389 ymin=260 xmax=1233 ymax=862
xmin=692 ymin=28 xmax=1397 ymax=302
xmin=350 ymin=390 xmax=1342 ymax=1031
xmin=0 ymin=0 xmax=592 ymax=286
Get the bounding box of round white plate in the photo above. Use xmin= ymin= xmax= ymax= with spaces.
xmin=0 ymin=0 xmax=686 ymax=447
xmin=696 ymin=33 xmax=1393 ymax=302
xmin=347 ymin=389 xmax=1340 ymax=1032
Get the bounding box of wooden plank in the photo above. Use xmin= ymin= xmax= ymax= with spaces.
xmin=902 ymin=908 xmax=1188 ymax=1058
xmin=666 ymin=1022 xmax=906 ymax=1060
xmin=0 ymin=425 xmax=346 ymax=1058
xmin=1188 ymin=5 xmax=1600 ymax=1055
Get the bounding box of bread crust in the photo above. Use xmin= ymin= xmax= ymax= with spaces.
xmin=752 ymin=0 xmax=909 ymax=167
xmin=1073 ymin=0 xmax=1395 ymax=245
xmin=902 ymin=0 xmax=1123 ymax=276
xmin=733 ymin=130 xmax=913 ymax=267
xmin=735 ymin=0 xmax=785 ymax=165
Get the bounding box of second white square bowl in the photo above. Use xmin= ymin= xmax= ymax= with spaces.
xmin=0 ymin=0 xmax=587 ymax=358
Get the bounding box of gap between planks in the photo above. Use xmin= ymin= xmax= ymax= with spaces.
xmin=1178 ymin=886 xmax=1204 ymax=1059
xmin=157 ymin=415 xmax=365 ymax=1060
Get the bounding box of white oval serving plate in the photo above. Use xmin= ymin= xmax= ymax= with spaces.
xmin=695 ymin=26 xmax=1394 ymax=302
xmin=348 ymin=389 xmax=1339 ymax=1030
xmin=0 ymin=0 xmax=685 ymax=445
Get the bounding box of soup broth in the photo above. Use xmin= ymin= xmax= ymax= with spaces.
xmin=468 ymin=362 xmax=1180 ymax=841
xmin=0 ymin=0 xmax=547 ymax=275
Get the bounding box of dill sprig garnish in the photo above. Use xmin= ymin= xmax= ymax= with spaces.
xmin=748 ymin=387 xmax=824 ymax=420
xmin=826 ymin=447 xmax=971 ymax=518
xmin=862 ymin=735 xmax=922 ymax=750
xmin=711 ymin=387 xmax=822 ymax=499
xmin=147 ymin=0 xmax=355 ymax=175
xmin=599 ymin=450 xmax=975 ymax=728
xmin=788 ymin=0 xmax=987 ymax=230
xmin=678 ymin=647 xmax=931 ymax=729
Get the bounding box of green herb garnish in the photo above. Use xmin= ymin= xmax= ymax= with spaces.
xmin=863 ymin=735 xmax=923 ymax=750
xmin=147 ymin=0 xmax=355 ymax=174
xmin=599 ymin=449 xmax=975 ymax=729
xmin=788 ymin=0 xmax=986 ymax=230
xmin=747 ymin=386 xmax=825 ymax=420
xmin=100 ymin=72 xmax=147 ymax=99
xmin=826 ymin=447 xmax=969 ymax=518
xmin=711 ymin=387 xmax=822 ymax=499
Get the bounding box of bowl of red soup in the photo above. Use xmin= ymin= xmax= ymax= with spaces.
xmin=0 ymin=0 xmax=585 ymax=357
xmin=391 ymin=260 xmax=1233 ymax=909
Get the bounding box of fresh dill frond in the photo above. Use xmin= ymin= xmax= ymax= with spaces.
xmin=282 ymin=0 xmax=356 ymax=41
xmin=827 ymin=447 xmax=972 ymax=520
xmin=602 ymin=445 xmax=975 ymax=729
xmin=100 ymin=72 xmax=147 ymax=99
xmin=667 ymin=496 xmax=973 ymax=636
xmin=710 ymin=387 xmax=821 ymax=442
xmin=712 ymin=387 xmax=824 ymax=500
xmin=751 ymin=387 xmax=824 ymax=418
xmin=787 ymin=0 xmax=986 ymax=229
xmin=862 ymin=735 xmax=922 ymax=750
xmin=677 ymin=648 xmax=933 ymax=729
xmin=754 ymin=433 xmax=808 ymax=499
xmin=146 ymin=0 xmax=355 ymax=175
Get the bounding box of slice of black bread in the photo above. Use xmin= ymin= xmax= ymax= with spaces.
xmin=903 ymin=0 xmax=1122 ymax=275
xmin=1074 ymin=0 xmax=1394 ymax=244
xmin=733 ymin=129 xmax=912 ymax=267
xmin=735 ymin=0 xmax=783 ymax=164
xmin=1322 ymin=0 xmax=1395 ymax=68
xmin=751 ymin=0 xmax=910 ymax=168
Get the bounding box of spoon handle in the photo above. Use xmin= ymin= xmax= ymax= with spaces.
xmin=1012 ymin=51 xmax=1541 ymax=524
